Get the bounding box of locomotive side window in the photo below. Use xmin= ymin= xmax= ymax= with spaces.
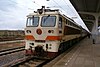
xmin=67 ymin=20 xmax=70 ymax=25
xmin=66 ymin=19 xmax=68 ymax=24
xmin=26 ymin=16 xmax=39 ymax=27
xmin=58 ymin=17 xmax=62 ymax=28
xmin=41 ymin=16 xmax=56 ymax=27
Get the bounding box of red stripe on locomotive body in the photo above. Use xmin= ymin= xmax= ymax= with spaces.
xmin=25 ymin=35 xmax=35 ymax=40
xmin=46 ymin=36 xmax=62 ymax=40
xmin=25 ymin=35 xmax=62 ymax=41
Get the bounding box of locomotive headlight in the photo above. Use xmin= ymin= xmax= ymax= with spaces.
xmin=49 ymin=44 xmax=52 ymax=46
xmin=30 ymin=43 xmax=34 ymax=45
xmin=48 ymin=30 xmax=51 ymax=33
xmin=26 ymin=30 xmax=31 ymax=33
xmin=51 ymin=30 xmax=54 ymax=33
xmin=48 ymin=30 xmax=54 ymax=33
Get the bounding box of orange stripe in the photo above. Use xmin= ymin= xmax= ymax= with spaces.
xmin=46 ymin=36 xmax=61 ymax=40
xmin=25 ymin=35 xmax=35 ymax=40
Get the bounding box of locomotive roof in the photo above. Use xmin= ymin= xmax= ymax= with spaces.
xmin=27 ymin=8 xmax=81 ymax=28
xmin=61 ymin=14 xmax=81 ymax=27
xmin=27 ymin=9 xmax=60 ymax=16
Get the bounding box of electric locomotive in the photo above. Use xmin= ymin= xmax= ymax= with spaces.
xmin=25 ymin=6 xmax=87 ymax=58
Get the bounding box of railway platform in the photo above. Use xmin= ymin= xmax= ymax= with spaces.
xmin=44 ymin=37 xmax=100 ymax=67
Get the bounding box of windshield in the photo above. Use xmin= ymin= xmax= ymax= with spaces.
xmin=26 ymin=16 xmax=39 ymax=27
xmin=41 ymin=16 xmax=56 ymax=27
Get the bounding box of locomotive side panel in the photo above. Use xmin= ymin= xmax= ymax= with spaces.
xmin=63 ymin=26 xmax=81 ymax=41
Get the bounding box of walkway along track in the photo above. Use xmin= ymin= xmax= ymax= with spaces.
xmin=0 ymin=46 xmax=25 ymax=56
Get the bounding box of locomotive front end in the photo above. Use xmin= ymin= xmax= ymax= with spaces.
xmin=25 ymin=7 xmax=61 ymax=58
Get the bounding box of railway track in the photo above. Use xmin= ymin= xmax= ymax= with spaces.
xmin=0 ymin=39 xmax=82 ymax=67
xmin=0 ymin=43 xmax=78 ymax=67
xmin=2 ymin=56 xmax=50 ymax=67
xmin=0 ymin=40 xmax=25 ymax=44
xmin=0 ymin=46 xmax=25 ymax=56
xmin=0 ymin=43 xmax=81 ymax=67
xmin=1 ymin=43 xmax=78 ymax=67
xmin=0 ymin=46 xmax=50 ymax=67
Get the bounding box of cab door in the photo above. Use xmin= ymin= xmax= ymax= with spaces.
xmin=58 ymin=16 xmax=63 ymax=35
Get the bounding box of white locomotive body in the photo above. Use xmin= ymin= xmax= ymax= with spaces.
xmin=25 ymin=6 xmax=87 ymax=58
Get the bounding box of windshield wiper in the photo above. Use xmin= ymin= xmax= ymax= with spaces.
xmin=44 ymin=15 xmax=50 ymax=23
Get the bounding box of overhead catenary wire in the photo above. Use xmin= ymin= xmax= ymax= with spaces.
xmin=52 ymin=0 xmax=68 ymax=13
xmin=32 ymin=1 xmax=41 ymax=7
xmin=51 ymin=0 xmax=74 ymax=16
xmin=62 ymin=0 xmax=77 ymax=16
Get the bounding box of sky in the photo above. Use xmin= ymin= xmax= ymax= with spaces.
xmin=0 ymin=0 xmax=89 ymax=31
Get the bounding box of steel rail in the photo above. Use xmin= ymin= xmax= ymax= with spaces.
xmin=2 ymin=56 xmax=50 ymax=67
xmin=0 ymin=46 xmax=25 ymax=56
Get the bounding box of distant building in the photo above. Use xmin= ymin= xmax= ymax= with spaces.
xmin=0 ymin=30 xmax=25 ymax=41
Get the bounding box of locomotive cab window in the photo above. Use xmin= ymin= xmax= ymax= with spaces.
xmin=58 ymin=17 xmax=62 ymax=28
xmin=41 ymin=16 xmax=56 ymax=27
xmin=26 ymin=16 xmax=39 ymax=27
